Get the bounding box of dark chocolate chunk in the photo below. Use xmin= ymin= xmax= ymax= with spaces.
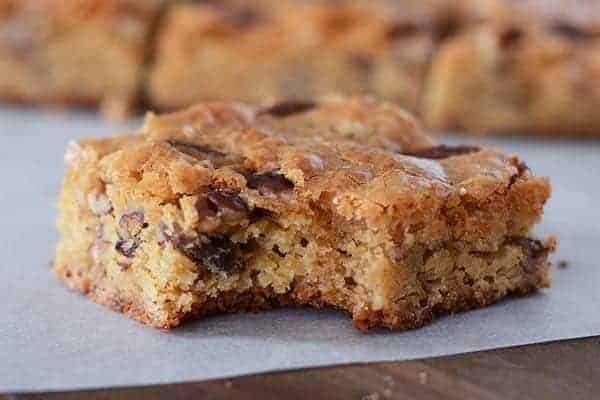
xmin=160 ymin=224 xmax=244 ymax=276
xmin=300 ymin=238 xmax=309 ymax=248
xmin=344 ymin=276 xmax=357 ymax=288
xmin=258 ymin=100 xmax=317 ymax=118
xmin=246 ymin=171 xmax=294 ymax=195
xmin=115 ymin=236 xmax=140 ymax=258
xmin=403 ymin=145 xmax=480 ymax=160
xmin=386 ymin=22 xmax=420 ymax=40
xmin=166 ymin=139 xmax=226 ymax=157
xmin=499 ymin=27 xmax=524 ymax=49
xmin=272 ymin=244 xmax=286 ymax=258
xmin=510 ymin=237 xmax=550 ymax=273
xmin=337 ymin=248 xmax=350 ymax=256
xmin=249 ymin=207 xmax=272 ymax=221
xmin=179 ymin=235 xmax=244 ymax=276
xmin=551 ymin=22 xmax=588 ymax=41
xmin=207 ymin=190 xmax=248 ymax=213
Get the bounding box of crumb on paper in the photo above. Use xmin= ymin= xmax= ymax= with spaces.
xmin=557 ymin=259 xmax=569 ymax=269
xmin=418 ymin=371 xmax=428 ymax=385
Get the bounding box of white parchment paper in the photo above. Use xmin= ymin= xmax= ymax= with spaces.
xmin=1 ymin=107 xmax=598 ymax=393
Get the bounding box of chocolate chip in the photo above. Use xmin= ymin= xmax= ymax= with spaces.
xmin=551 ymin=22 xmax=588 ymax=41
xmin=337 ymin=248 xmax=350 ymax=256
xmin=166 ymin=139 xmax=226 ymax=157
xmin=258 ymin=100 xmax=317 ymax=118
xmin=179 ymin=235 xmax=244 ymax=276
xmin=246 ymin=171 xmax=294 ymax=195
xmin=115 ymin=236 xmax=140 ymax=258
xmin=249 ymin=207 xmax=272 ymax=221
xmin=510 ymin=237 xmax=550 ymax=273
xmin=160 ymin=224 xmax=245 ymax=276
xmin=403 ymin=145 xmax=480 ymax=160
xmin=206 ymin=190 xmax=248 ymax=213
xmin=499 ymin=27 xmax=524 ymax=49
xmin=344 ymin=276 xmax=356 ymax=288
xmin=300 ymin=238 xmax=309 ymax=247
xmin=272 ymin=244 xmax=286 ymax=258
xmin=386 ymin=22 xmax=420 ymax=40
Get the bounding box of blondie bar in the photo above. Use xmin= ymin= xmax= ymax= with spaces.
xmin=147 ymin=0 xmax=444 ymax=113
xmin=425 ymin=4 xmax=600 ymax=136
xmin=0 ymin=0 xmax=164 ymax=117
xmin=55 ymin=96 xmax=554 ymax=330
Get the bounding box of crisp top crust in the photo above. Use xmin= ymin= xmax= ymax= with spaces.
xmin=70 ymin=97 xmax=548 ymax=235
xmin=141 ymin=96 xmax=520 ymax=190
xmin=145 ymin=96 xmax=433 ymax=154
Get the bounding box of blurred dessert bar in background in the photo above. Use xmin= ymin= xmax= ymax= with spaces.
xmin=426 ymin=0 xmax=600 ymax=136
xmin=0 ymin=0 xmax=599 ymax=136
xmin=0 ymin=0 xmax=165 ymax=118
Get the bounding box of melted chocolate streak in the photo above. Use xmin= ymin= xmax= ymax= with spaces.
xmin=166 ymin=139 xmax=226 ymax=157
xmin=257 ymin=100 xmax=317 ymax=118
xmin=402 ymin=145 xmax=481 ymax=160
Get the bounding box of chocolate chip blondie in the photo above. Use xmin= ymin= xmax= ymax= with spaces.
xmin=425 ymin=2 xmax=600 ymax=136
xmin=0 ymin=0 xmax=164 ymax=117
xmin=55 ymin=96 xmax=554 ymax=330
xmin=147 ymin=0 xmax=445 ymax=113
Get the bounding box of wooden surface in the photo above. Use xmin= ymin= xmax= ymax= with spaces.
xmin=5 ymin=336 xmax=599 ymax=400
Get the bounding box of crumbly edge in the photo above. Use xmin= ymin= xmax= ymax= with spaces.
xmin=55 ymin=222 xmax=555 ymax=331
